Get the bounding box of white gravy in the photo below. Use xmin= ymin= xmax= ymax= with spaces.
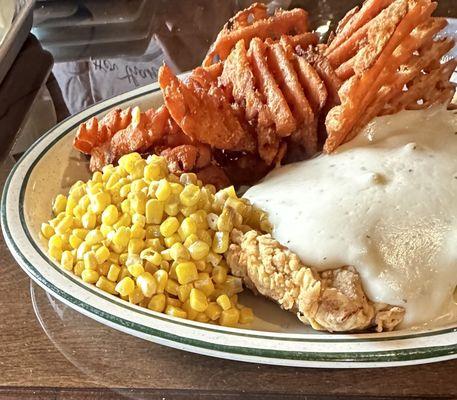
xmin=244 ymin=107 xmax=457 ymax=328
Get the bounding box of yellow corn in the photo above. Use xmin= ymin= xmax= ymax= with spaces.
xmin=48 ymin=234 xmax=63 ymax=249
xmin=164 ymin=201 xmax=179 ymax=216
xmin=144 ymin=162 xmax=161 ymax=182
xmin=81 ymin=269 xmax=99 ymax=284
xmin=165 ymin=305 xmax=187 ymax=319
xmin=128 ymin=286 xmax=145 ymax=304
xmin=155 ymin=179 xmax=171 ymax=202
xmin=136 ymin=272 xmax=157 ymax=297
xmin=82 ymin=211 xmax=96 ymax=229
xmin=115 ymin=276 xmax=135 ymax=296
xmin=212 ymin=231 xmax=229 ymax=254
xmin=41 ymin=223 xmax=55 ymax=239
xmin=101 ymin=204 xmax=119 ymax=225
xmin=180 ymin=184 xmax=200 ymax=207
xmin=167 ymin=296 xmax=182 ymax=308
xmin=180 ymin=217 xmax=197 ymax=239
xmin=239 ymin=307 xmax=254 ymax=324
xmin=53 ymin=194 xmax=67 ymax=215
xmin=175 ymin=261 xmax=198 ymax=285
xmin=112 ymin=226 xmax=131 ymax=248
xmin=189 ymin=288 xmax=208 ymax=312
xmin=127 ymin=263 xmax=144 ymax=278
xmin=211 ymin=265 xmax=227 ymax=284
xmin=170 ymin=243 xmax=190 ymax=262
xmin=95 ymin=245 xmax=110 ymax=264
xmin=220 ymin=307 xmax=240 ymax=327
xmin=154 ymin=270 xmax=168 ymax=293
xmin=177 ymin=283 xmax=193 ymax=302
xmin=96 ymin=276 xmax=117 ymax=294
xmin=91 ymin=192 xmax=111 ymax=213
xmin=165 ymin=278 xmax=179 ymax=296
xmin=132 ymin=213 xmax=146 ymax=227
xmin=60 ymin=250 xmax=74 ymax=271
xmin=85 ymin=229 xmax=104 ymax=245
xmin=205 ymin=302 xmax=222 ymax=321
xmin=160 ymin=216 xmax=179 ymax=237
xmin=107 ymin=264 xmax=121 ymax=281
xmin=188 ymin=240 xmax=210 ymax=261
xmin=83 ymin=251 xmax=98 ymax=270
xmin=148 ymin=293 xmax=166 ymax=312
xmin=194 ymin=273 xmax=215 ymax=296
xmin=128 ymin=238 xmax=144 ymax=254
xmin=216 ymin=294 xmax=231 ymax=311
xmin=73 ymin=261 xmax=85 ymax=277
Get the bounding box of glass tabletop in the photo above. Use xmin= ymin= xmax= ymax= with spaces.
xmin=1 ymin=1 xmax=457 ymax=398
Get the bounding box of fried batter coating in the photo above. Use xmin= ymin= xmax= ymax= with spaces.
xmin=227 ymin=230 xmax=405 ymax=332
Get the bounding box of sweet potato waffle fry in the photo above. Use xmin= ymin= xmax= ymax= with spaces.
xmin=73 ymin=0 xmax=456 ymax=187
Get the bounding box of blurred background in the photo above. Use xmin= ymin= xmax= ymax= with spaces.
xmin=0 ymin=0 xmax=455 ymax=167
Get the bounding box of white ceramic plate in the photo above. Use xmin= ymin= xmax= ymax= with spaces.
xmin=3 ymin=68 xmax=457 ymax=368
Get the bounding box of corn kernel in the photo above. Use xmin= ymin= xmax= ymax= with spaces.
xmin=180 ymin=217 xmax=197 ymax=239
xmin=115 ymin=276 xmax=135 ymax=296
xmin=127 ymin=263 xmax=144 ymax=278
xmin=107 ymin=264 xmax=121 ymax=281
xmin=131 ymin=179 xmax=148 ymax=193
xmin=182 ymin=299 xmax=198 ymax=320
xmin=137 ymin=272 xmax=157 ymax=297
xmin=120 ymin=199 xmax=130 ymax=214
xmin=48 ymin=234 xmax=63 ymax=249
xmin=41 ymin=223 xmax=55 ymax=239
xmin=73 ymin=261 xmax=84 ymax=277
xmin=205 ymin=302 xmax=222 ymax=321
xmin=112 ymin=226 xmax=131 ymax=248
xmin=118 ymin=152 xmax=142 ymax=174
xmin=180 ymin=184 xmax=200 ymax=207
xmin=188 ymin=240 xmax=210 ymax=260
xmin=211 ymin=266 xmax=227 ymax=286
xmin=160 ymin=217 xmax=179 ymax=237
xmin=83 ymin=251 xmax=98 ymax=270
xmin=97 ymin=261 xmax=110 ymax=275
xmin=175 ymin=261 xmax=198 ymax=285
xmin=53 ymin=194 xmax=67 ymax=215
xmin=239 ymin=307 xmax=254 ymax=324
xmin=130 ymin=191 xmax=146 ymax=215
xmin=194 ymin=273 xmax=215 ymax=296
xmin=164 ymin=201 xmax=179 ymax=216
xmin=165 ymin=305 xmax=187 ymax=319
xmin=81 ymin=269 xmax=99 ymax=284
xmin=132 ymin=213 xmax=146 ymax=227
xmin=177 ymin=283 xmax=193 ymax=302
xmin=96 ymin=276 xmax=117 ymax=294
xmin=128 ymin=286 xmax=144 ymax=304
xmin=49 ymin=246 xmax=62 ymax=261
xmin=91 ymin=192 xmax=111 ymax=214
xmin=195 ymin=312 xmax=210 ymax=323
xmin=101 ymin=205 xmax=119 ymax=225
xmin=156 ymin=179 xmax=171 ymax=201
xmin=167 ymin=296 xmax=182 ymax=308
xmin=164 ymin=233 xmax=181 ymax=248
xmin=60 ymin=250 xmax=74 ymax=271
xmin=212 ymin=231 xmax=229 ymax=254
xmin=85 ymin=229 xmax=104 ymax=246
xmin=144 ymin=163 xmax=161 ymax=182
xmin=216 ymin=294 xmax=231 ymax=311
xmin=140 ymin=248 xmax=162 ymax=266
xmin=220 ymin=307 xmax=240 ymax=327
xmin=82 ymin=211 xmax=96 ymax=229
xmin=154 ymin=270 xmax=168 ymax=293
xmin=217 ymin=208 xmax=234 ymax=232
xmin=170 ymin=243 xmax=190 ymax=262
xmin=130 ymin=223 xmax=145 ymax=239
xmin=148 ymin=293 xmax=166 ymax=312
xmin=207 ymin=251 xmax=222 ymax=267
xmin=95 ymin=245 xmax=110 ymax=264
xmin=128 ymin=238 xmax=144 ymax=255
xmin=165 ymin=278 xmax=179 ymax=296
xmin=190 ymin=288 xmax=208 ymax=312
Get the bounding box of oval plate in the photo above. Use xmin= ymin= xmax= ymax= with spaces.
xmin=2 ymin=76 xmax=457 ymax=368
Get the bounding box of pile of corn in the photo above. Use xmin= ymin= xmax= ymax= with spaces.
xmin=41 ymin=153 xmax=270 ymax=327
